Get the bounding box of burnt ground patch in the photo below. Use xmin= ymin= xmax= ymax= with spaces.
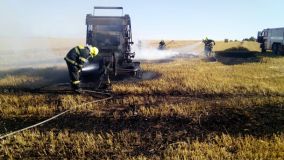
xmin=1 ymin=93 xmax=283 ymax=157
xmin=215 ymin=53 xmax=261 ymax=65
xmin=42 ymin=100 xmax=284 ymax=137
xmin=214 ymin=47 xmax=284 ymax=65
xmin=213 ymin=47 xmax=261 ymax=65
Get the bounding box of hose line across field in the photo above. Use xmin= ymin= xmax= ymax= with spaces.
xmin=0 ymin=85 xmax=113 ymax=140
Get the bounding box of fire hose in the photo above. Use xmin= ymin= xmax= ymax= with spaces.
xmin=0 ymin=83 xmax=113 ymax=140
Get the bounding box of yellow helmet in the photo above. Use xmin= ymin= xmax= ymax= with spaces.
xmin=87 ymin=46 xmax=99 ymax=57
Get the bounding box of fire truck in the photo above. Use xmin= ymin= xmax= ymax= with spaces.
xmin=257 ymin=27 xmax=284 ymax=54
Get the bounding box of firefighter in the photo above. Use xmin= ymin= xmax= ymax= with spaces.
xmin=64 ymin=45 xmax=99 ymax=92
xmin=159 ymin=40 xmax=166 ymax=50
xmin=202 ymin=37 xmax=216 ymax=57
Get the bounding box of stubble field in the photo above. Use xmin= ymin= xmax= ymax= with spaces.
xmin=0 ymin=40 xmax=284 ymax=159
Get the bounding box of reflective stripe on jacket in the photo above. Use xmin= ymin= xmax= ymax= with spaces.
xmin=64 ymin=57 xmax=83 ymax=68
xmin=65 ymin=46 xmax=91 ymax=68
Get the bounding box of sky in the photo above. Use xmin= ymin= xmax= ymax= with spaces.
xmin=0 ymin=0 xmax=283 ymax=40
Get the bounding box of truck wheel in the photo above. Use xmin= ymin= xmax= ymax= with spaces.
xmin=261 ymin=48 xmax=266 ymax=53
xmin=260 ymin=44 xmax=266 ymax=53
xmin=136 ymin=70 xmax=143 ymax=79
xmin=280 ymin=46 xmax=284 ymax=55
xmin=272 ymin=44 xmax=279 ymax=55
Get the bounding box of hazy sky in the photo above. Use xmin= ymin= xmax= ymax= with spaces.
xmin=0 ymin=0 xmax=283 ymax=40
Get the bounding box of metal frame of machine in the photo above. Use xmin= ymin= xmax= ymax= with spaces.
xmin=84 ymin=6 xmax=141 ymax=80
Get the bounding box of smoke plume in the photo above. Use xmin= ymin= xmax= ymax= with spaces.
xmin=133 ymin=41 xmax=202 ymax=60
xmin=0 ymin=38 xmax=85 ymax=69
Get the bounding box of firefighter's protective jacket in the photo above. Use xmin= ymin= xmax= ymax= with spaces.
xmin=203 ymin=39 xmax=216 ymax=47
xmin=64 ymin=45 xmax=92 ymax=68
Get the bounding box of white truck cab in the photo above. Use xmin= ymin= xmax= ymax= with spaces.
xmin=257 ymin=27 xmax=284 ymax=54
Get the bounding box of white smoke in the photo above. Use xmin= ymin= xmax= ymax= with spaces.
xmin=134 ymin=48 xmax=179 ymax=60
xmin=133 ymin=41 xmax=202 ymax=60
xmin=173 ymin=42 xmax=202 ymax=55
xmin=0 ymin=2 xmax=84 ymax=70
xmin=0 ymin=38 xmax=84 ymax=69
xmin=0 ymin=38 xmax=63 ymax=69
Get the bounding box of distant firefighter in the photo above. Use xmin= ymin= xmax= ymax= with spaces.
xmin=64 ymin=45 xmax=99 ymax=93
xmin=158 ymin=40 xmax=166 ymax=50
xmin=202 ymin=37 xmax=215 ymax=57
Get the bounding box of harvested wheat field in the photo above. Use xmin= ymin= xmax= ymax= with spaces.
xmin=1 ymin=0 xmax=284 ymax=159
xmin=0 ymin=40 xmax=284 ymax=159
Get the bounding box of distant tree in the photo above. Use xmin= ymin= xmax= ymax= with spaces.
xmin=249 ymin=36 xmax=256 ymax=41
xmin=242 ymin=37 xmax=256 ymax=42
xmin=224 ymin=39 xmax=229 ymax=43
xmin=235 ymin=40 xmax=238 ymax=42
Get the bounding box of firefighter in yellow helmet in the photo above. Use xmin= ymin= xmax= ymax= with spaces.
xmin=202 ymin=37 xmax=215 ymax=57
xmin=64 ymin=45 xmax=99 ymax=92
